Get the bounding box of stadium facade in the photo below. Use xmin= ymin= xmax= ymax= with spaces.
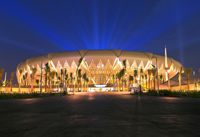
xmin=16 ymin=49 xmax=182 ymax=92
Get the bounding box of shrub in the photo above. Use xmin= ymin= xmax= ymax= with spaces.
xmin=0 ymin=92 xmax=65 ymax=99
xmin=143 ymin=90 xmax=200 ymax=98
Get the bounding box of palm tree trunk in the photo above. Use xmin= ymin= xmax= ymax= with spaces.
xmin=117 ymin=79 xmax=119 ymax=91
xmin=179 ymin=73 xmax=182 ymax=91
xmin=122 ymin=79 xmax=123 ymax=91
xmin=45 ymin=74 xmax=47 ymax=93
xmin=145 ymin=78 xmax=147 ymax=90
xmin=154 ymin=77 xmax=156 ymax=90
xmin=187 ymin=74 xmax=190 ymax=91
xmin=148 ymin=76 xmax=151 ymax=90
xmin=31 ymin=77 xmax=34 ymax=92
xmin=168 ymin=73 xmax=171 ymax=90
xmin=157 ymin=78 xmax=160 ymax=91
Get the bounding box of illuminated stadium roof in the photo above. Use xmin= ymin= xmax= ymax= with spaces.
xmin=16 ymin=50 xmax=182 ymax=85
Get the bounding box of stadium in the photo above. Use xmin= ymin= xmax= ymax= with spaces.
xmin=16 ymin=50 xmax=183 ymax=92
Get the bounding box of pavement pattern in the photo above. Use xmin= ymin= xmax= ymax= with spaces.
xmin=0 ymin=92 xmax=199 ymax=137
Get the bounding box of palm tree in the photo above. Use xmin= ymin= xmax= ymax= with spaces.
xmin=60 ymin=68 xmax=63 ymax=85
xmin=30 ymin=67 xmax=37 ymax=92
xmin=0 ymin=68 xmax=4 ymax=92
xmin=50 ymin=71 xmax=56 ymax=90
xmin=116 ymin=72 xmax=121 ymax=91
xmin=152 ymin=68 xmax=157 ymax=90
xmin=159 ymin=74 xmax=163 ymax=84
xmin=165 ymin=68 xmax=171 ymax=90
xmin=112 ymin=74 xmax=117 ymax=91
xmin=0 ymin=68 xmax=4 ymax=81
xmin=70 ymin=72 xmax=73 ymax=92
xmin=144 ymin=74 xmax=148 ymax=90
xmin=74 ymin=57 xmax=83 ymax=93
xmin=60 ymin=68 xmax=65 ymax=93
xmin=184 ymin=68 xmax=192 ymax=91
xmin=134 ymin=69 xmax=138 ymax=84
xmin=83 ymin=73 xmax=89 ymax=92
xmin=55 ymin=71 xmax=58 ymax=89
xmin=57 ymin=76 xmax=61 ymax=89
xmin=147 ymin=69 xmax=152 ymax=90
xmin=61 ymin=68 xmax=67 ymax=93
xmin=140 ymin=68 xmax=143 ymax=85
xmin=18 ymin=69 xmax=23 ymax=92
xmin=45 ymin=63 xmax=50 ymax=92
xmin=36 ymin=79 xmax=40 ymax=92
xmin=122 ymin=60 xmax=127 ymax=69
xmin=122 ymin=60 xmax=127 ymax=91
xmin=0 ymin=68 xmax=4 ymax=82
xmin=129 ymin=75 xmax=134 ymax=86
xmin=64 ymin=70 xmax=69 ymax=93
xmin=159 ymin=74 xmax=163 ymax=90
xmin=178 ymin=67 xmax=183 ymax=91
xmin=116 ymin=68 xmax=126 ymax=91
xmin=112 ymin=74 xmax=115 ymax=86
xmin=139 ymin=68 xmax=144 ymax=91
xmin=23 ymin=72 xmax=28 ymax=86
xmin=63 ymin=68 xmax=67 ymax=87
xmin=9 ymin=72 xmax=15 ymax=92
xmin=77 ymin=69 xmax=82 ymax=92
xmin=85 ymin=77 xmax=89 ymax=91
xmin=74 ymin=57 xmax=83 ymax=92
xmin=116 ymin=60 xmax=126 ymax=92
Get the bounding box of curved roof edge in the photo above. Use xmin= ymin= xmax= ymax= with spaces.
xmin=17 ymin=50 xmax=183 ymax=69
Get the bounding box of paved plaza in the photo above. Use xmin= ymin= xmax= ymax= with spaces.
xmin=0 ymin=93 xmax=199 ymax=137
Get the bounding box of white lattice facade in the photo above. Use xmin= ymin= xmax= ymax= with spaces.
xmin=16 ymin=50 xmax=182 ymax=86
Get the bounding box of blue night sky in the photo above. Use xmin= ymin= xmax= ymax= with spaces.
xmin=0 ymin=0 xmax=200 ymax=73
